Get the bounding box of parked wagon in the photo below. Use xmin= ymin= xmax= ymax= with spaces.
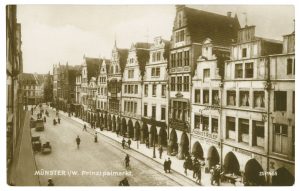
xmin=41 ymin=142 xmax=52 ymax=154
xmin=31 ymin=136 xmax=42 ymax=152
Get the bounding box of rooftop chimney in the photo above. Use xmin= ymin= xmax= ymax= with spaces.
xmin=227 ymin=11 xmax=232 ymax=17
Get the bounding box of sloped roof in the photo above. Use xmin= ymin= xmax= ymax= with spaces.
xmin=35 ymin=74 xmax=47 ymax=85
xmin=184 ymin=7 xmax=240 ymax=46
xmin=134 ymin=42 xmax=152 ymax=77
xmin=105 ymin=59 xmax=111 ymax=74
xmin=117 ymin=48 xmax=128 ymax=74
xmin=20 ymin=73 xmax=37 ymax=85
xmin=85 ymin=57 xmax=102 ymax=83
xmin=135 ymin=42 xmax=152 ymax=49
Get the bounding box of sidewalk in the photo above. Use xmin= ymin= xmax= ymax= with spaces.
xmin=54 ymin=109 xmax=218 ymax=186
xmin=9 ymin=111 xmax=40 ymax=186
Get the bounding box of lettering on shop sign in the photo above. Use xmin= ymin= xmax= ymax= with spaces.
xmin=232 ymin=147 xmax=252 ymax=157
xmin=192 ymin=129 xmax=218 ymax=139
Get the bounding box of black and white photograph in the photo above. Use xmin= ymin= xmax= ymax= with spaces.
xmin=5 ymin=2 xmax=296 ymax=188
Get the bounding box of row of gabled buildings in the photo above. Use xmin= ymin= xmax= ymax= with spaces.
xmin=20 ymin=72 xmax=53 ymax=106
xmin=53 ymin=5 xmax=294 ymax=186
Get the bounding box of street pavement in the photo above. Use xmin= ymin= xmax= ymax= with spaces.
xmin=31 ymin=106 xmax=193 ymax=186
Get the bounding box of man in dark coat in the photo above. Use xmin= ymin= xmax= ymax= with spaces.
xmin=125 ymin=154 xmax=130 ymax=168
xmin=183 ymin=160 xmax=188 ymax=176
xmin=58 ymin=117 xmax=61 ymax=124
xmin=210 ymin=166 xmax=215 ymax=185
xmin=193 ymin=159 xmax=200 ymax=178
xmin=127 ymin=139 xmax=131 ymax=149
xmin=119 ymin=177 xmax=129 ymax=186
xmin=94 ymin=132 xmax=98 ymax=143
xmin=163 ymin=159 xmax=168 ymax=173
xmin=214 ymin=165 xmax=221 ymax=186
xmin=76 ymin=136 xmax=81 ymax=149
xmin=158 ymin=146 xmax=163 ymax=159
xmin=196 ymin=167 xmax=202 ymax=185
xmin=82 ymin=124 xmax=87 ymax=131
xmin=122 ymin=138 xmax=126 ymax=149
xmin=167 ymin=158 xmax=172 ymax=173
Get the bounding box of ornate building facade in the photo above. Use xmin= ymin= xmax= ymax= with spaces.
xmin=142 ymin=37 xmax=170 ymax=148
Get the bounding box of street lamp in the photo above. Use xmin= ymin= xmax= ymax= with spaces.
xmin=151 ymin=117 xmax=156 ymax=158
xmin=153 ymin=133 xmax=156 ymax=158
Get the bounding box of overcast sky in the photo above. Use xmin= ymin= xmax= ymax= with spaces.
xmin=17 ymin=5 xmax=294 ymax=74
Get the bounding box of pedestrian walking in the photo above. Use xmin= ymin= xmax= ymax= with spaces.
xmin=125 ymin=154 xmax=130 ymax=168
xmin=94 ymin=132 xmax=98 ymax=143
xmin=47 ymin=178 xmax=54 ymax=186
xmin=122 ymin=138 xmax=126 ymax=149
xmin=53 ymin=119 xmax=57 ymax=125
xmin=83 ymin=124 xmax=87 ymax=131
xmin=119 ymin=177 xmax=129 ymax=186
xmin=158 ymin=146 xmax=163 ymax=159
xmin=167 ymin=158 xmax=172 ymax=173
xmin=214 ymin=164 xmax=221 ymax=186
xmin=127 ymin=139 xmax=131 ymax=149
xmin=76 ymin=136 xmax=81 ymax=149
xmin=210 ymin=166 xmax=215 ymax=185
xmin=183 ymin=160 xmax=188 ymax=176
xmin=196 ymin=168 xmax=202 ymax=185
xmin=163 ymin=159 xmax=168 ymax=173
xmin=43 ymin=116 xmax=46 ymax=122
xmin=193 ymin=158 xmax=199 ymax=178
xmin=31 ymin=108 xmax=34 ymax=115
xmin=58 ymin=117 xmax=61 ymax=124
